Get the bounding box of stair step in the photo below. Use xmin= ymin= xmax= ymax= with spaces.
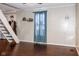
xmin=0 ymin=20 xmax=2 ymax=22
xmin=1 ymin=30 xmax=7 ymax=32
xmin=0 ymin=24 xmax=4 ymax=27
xmin=5 ymin=34 xmax=12 ymax=37
xmin=0 ymin=28 xmax=6 ymax=31
xmin=1 ymin=29 xmax=7 ymax=31
xmin=1 ymin=31 xmax=8 ymax=34
xmin=3 ymin=32 xmax=8 ymax=34
xmin=6 ymin=37 xmax=13 ymax=40
xmin=0 ymin=24 xmax=4 ymax=25
xmin=0 ymin=22 xmax=3 ymax=24
xmin=0 ymin=26 xmax=5 ymax=28
xmin=6 ymin=36 xmax=13 ymax=39
xmin=4 ymin=33 xmax=11 ymax=36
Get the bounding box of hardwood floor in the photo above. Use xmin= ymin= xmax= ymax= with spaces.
xmin=0 ymin=40 xmax=78 ymax=56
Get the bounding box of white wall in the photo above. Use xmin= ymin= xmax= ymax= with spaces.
xmin=16 ymin=10 xmax=34 ymax=42
xmin=47 ymin=5 xmax=76 ymax=47
xmin=16 ymin=5 xmax=76 ymax=47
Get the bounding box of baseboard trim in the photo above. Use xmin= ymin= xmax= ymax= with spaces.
xmin=20 ymin=40 xmax=76 ymax=47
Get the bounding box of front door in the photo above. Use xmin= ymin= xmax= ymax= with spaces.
xmin=34 ymin=11 xmax=47 ymax=43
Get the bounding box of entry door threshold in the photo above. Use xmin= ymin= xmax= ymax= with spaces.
xmin=34 ymin=42 xmax=47 ymax=45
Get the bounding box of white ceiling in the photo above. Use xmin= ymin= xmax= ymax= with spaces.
xmin=6 ymin=3 xmax=75 ymax=10
xmin=0 ymin=3 xmax=75 ymax=13
xmin=0 ymin=4 xmax=17 ymax=13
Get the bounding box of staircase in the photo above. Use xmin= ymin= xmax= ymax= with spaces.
xmin=0 ymin=19 xmax=13 ymax=42
xmin=0 ymin=10 xmax=19 ymax=43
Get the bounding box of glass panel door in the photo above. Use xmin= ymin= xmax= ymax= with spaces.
xmin=34 ymin=13 xmax=40 ymax=42
xmin=34 ymin=11 xmax=47 ymax=43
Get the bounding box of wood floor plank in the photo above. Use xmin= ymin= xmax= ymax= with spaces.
xmin=0 ymin=40 xmax=78 ymax=56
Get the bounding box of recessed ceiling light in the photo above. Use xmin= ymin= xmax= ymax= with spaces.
xmin=38 ymin=3 xmax=43 ymax=4
xmin=22 ymin=3 xmax=27 ymax=5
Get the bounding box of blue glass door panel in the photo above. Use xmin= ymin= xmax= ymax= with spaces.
xmin=34 ymin=11 xmax=47 ymax=43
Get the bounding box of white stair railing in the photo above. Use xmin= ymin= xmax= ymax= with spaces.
xmin=0 ymin=10 xmax=19 ymax=43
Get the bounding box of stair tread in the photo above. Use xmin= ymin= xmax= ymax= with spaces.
xmin=0 ymin=27 xmax=6 ymax=29
xmin=4 ymin=34 xmax=11 ymax=36
xmin=2 ymin=31 xmax=8 ymax=32
xmin=6 ymin=37 xmax=13 ymax=39
xmin=0 ymin=28 xmax=6 ymax=31
xmin=1 ymin=31 xmax=8 ymax=34
xmin=0 ymin=24 xmax=4 ymax=26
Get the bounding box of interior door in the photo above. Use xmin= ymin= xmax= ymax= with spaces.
xmin=34 ymin=11 xmax=47 ymax=43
